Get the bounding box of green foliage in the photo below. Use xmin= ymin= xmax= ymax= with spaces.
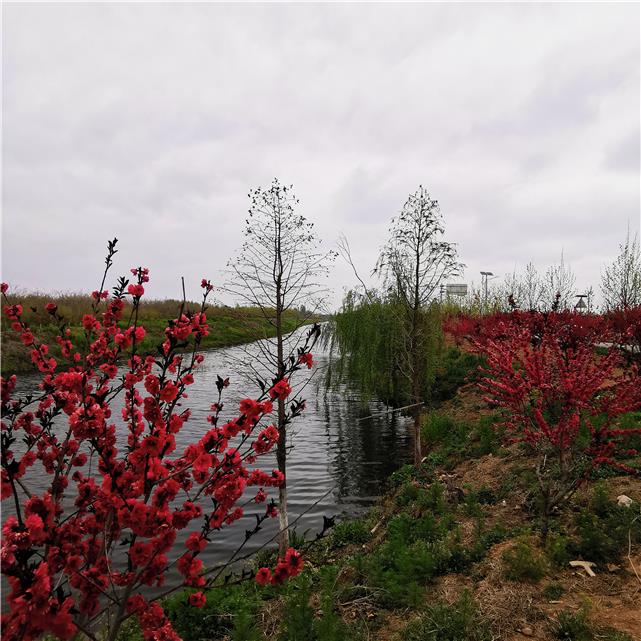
xmin=400 ymin=591 xmax=492 ymax=641
xmin=543 ymin=582 xmax=565 ymax=600
xmin=116 ymin=618 xmax=144 ymax=641
xmin=353 ymin=493 xmax=505 ymax=608
xmin=589 ymin=482 xmax=611 ymax=517
xmin=553 ymin=608 xmax=593 ymax=641
xmin=421 ymin=414 xmax=471 ymax=469
xmin=161 ymin=584 xmax=260 ymax=641
xmin=420 ymin=412 xmax=504 ymax=469
xmin=278 ymin=575 xmax=316 ymax=641
xmin=502 ymin=539 xmax=548 ymax=582
xmin=231 ymin=610 xmax=263 ymax=641
xmin=552 ymin=607 xmax=634 ymax=641
xmin=422 ymin=414 xmax=466 ymax=448
xmin=278 ymin=569 xmax=350 ymax=641
xmin=327 ymin=292 xmax=443 ymax=407
xmin=313 ymin=566 xmax=350 ymax=641
xmin=388 ymin=464 xmax=422 ymax=489
xmin=462 ymin=486 xmax=497 ymax=517
xmin=430 ymin=348 xmax=485 ymax=405
xmin=546 ymin=532 xmax=572 ymax=568
xmin=572 ymin=489 xmax=640 ymax=564
xmin=330 ymin=519 xmax=372 ymax=549
xmin=599 ymin=630 xmax=634 ymax=641
xmin=470 ymin=414 xmax=504 ymax=456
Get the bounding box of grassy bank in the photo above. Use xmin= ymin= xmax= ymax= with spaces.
xmin=112 ymin=366 xmax=641 ymax=641
xmin=1 ymin=293 xmax=307 ymax=376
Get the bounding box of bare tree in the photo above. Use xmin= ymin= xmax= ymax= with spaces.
xmin=522 ymin=262 xmax=544 ymax=311
xmin=541 ymin=253 xmax=576 ymax=311
xmin=601 ymin=230 xmax=641 ymax=311
xmin=224 ymin=179 xmax=334 ymax=554
xmin=374 ymin=185 xmax=463 ymax=464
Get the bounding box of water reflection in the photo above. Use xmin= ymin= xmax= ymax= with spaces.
xmin=6 ymin=337 xmax=412 ymax=569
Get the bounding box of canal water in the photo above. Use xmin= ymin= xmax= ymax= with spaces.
xmin=6 ymin=331 xmax=412 ymax=582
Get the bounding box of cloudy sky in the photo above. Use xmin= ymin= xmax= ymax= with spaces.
xmin=2 ymin=2 xmax=639 ymax=309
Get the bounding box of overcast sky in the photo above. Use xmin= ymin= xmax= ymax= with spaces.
xmin=2 ymin=2 xmax=640 ymax=309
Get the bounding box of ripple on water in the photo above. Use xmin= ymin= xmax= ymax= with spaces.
xmin=5 ymin=337 xmax=412 ymax=580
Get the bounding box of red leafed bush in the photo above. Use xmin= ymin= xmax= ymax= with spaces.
xmin=445 ymin=309 xmax=610 ymax=352
xmin=606 ymin=306 xmax=641 ymax=363
xmin=0 ymin=241 xmax=315 ymax=641
xmin=466 ymin=310 xmax=641 ymax=538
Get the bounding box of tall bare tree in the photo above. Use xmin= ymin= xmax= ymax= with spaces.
xmin=374 ymin=185 xmax=463 ymax=463
xmin=601 ymin=230 xmax=641 ymax=311
xmin=541 ymin=253 xmax=576 ymax=311
xmin=224 ymin=179 xmax=334 ymax=554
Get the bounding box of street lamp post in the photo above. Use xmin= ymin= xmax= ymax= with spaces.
xmin=480 ymin=271 xmax=494 ymax=312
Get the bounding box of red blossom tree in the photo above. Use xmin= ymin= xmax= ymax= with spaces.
xmin=0 ymin=240 xmax=316 ymax=641
xmin=469 ymin=311 xmax=641 ymax=539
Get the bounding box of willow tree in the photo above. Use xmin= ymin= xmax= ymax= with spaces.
xmin=330 ymin=186 xmax=462 ymax=464
xmin=224 ymin=179 xmax=333 ymax=554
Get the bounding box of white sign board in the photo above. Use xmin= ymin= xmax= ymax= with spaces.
xmin=446 ymin=284 xmax=468 ymax=296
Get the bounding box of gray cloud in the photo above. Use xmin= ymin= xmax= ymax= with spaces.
xmin=2 ymin=2 xmax=639 ymax=307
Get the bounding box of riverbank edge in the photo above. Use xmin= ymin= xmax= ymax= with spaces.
xmin=1 ymin=312 xmax=312 ymax=377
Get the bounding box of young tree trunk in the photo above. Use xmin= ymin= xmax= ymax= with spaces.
xmin=276 ymin=404 xmax=289 ymax=555
xmin=412 ymin=379 xmax=422 ymax=466
xmin=275 ymin=295 xmax=289 ymax=556
xmin=412 ymin=238 xmax=423 ymax=466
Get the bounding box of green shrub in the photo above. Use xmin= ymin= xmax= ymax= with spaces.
xmin=422 ymin=413 xmax=464 ymax=447
xmin=354 ymin=529 xmax=439 ymax=608
xmin=421 ymin=482 xmax=447 ymax=514
xmin=430 ymin=348 xmax=484 ymax=405
xmin=163 ymin=583 xmax=259 ymax=641
xmin=543 ymin=582 xmax=565 ymax=600
xmin=330 ymin=519 xmax=372 ymax=548
xmin=502 ymin=539 xmax=547 ymax=582
xmin=397 ymin=481 xmax=422 ymax=506
xmin=278 ymin=575 xmax=315 ymax=641
xmin=471 ymin=415 xmax=504 ymax=456
xmin=388 ymin=464 xmax=421 ymax=489
xmin=313 ymin=566 xmax=350 ymax=641
xmin=570 ymin=483 xmax=641 ymax=564
xmin=400 ymin=590 xmax=491 ymax=641
xmin=600 ymin=630 xmax=634 ymax=641
xmin=231 ymin=610 xmax=263 ymax=641
xmin=546 ymin=532 xmax=572 ymax=567
xmin=552 ymin=606 xmax=634 ymax=641
xmin=553 ymin=608 xmax=592 ymax=641
xmin=589 ymin=482 xmax=611 ymax=517
xmin=116 ymin=618 xmax=144 ymax=641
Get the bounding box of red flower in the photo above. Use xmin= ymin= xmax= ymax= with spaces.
xmin=239 ymin=398 xmax=261 ymax=418
xmin=255 ymin=567 xmax=272 ymax=586
xmin=200 ymin=279 xmax=214 ymax=292
xmin=269 ymin=378 xmax=292 ymax=400
xmin=284 ymin=547 xmax=303 ymax=575
xmin=298 ymin=352 xmax=314 ymax=369
xmin=185 ymin=532 xmax=206 ymax=553
xmin=159 ymin=382 xmax=179 ymax=403
xmin=1 ymin=282 xmax=8 ymax=294
xmin=0 ymin=246 xmax=322 ymax=641
xmin=271 ymin=562 xmax=290 ymax=585
xmin=127 ymin=284 xmax=145 ymax=298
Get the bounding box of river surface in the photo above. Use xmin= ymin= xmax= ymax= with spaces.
xmin=6 ymin=331 xmax=412 ymax=583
